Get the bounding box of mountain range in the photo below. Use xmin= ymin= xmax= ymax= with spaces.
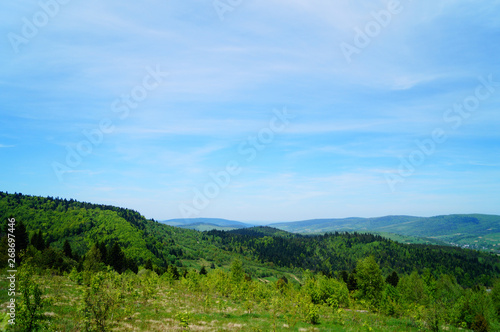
xmin=161 ymin=218 xmax=253 ymax=231
xmin=1 ymin=191 xmax=499 ymax=288
xmin=165 ymin=214 xmax=500 ymax=251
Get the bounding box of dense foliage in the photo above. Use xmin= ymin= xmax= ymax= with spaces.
xmin=2 ymin=255 xmax=500 ymax=331
xmin=1 ymin=191 xmax=500 ymax=331
xmin=207 ymin=228 xmax=500 ymax=287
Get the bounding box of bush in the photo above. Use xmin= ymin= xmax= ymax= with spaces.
xmin=380 ymin=285 xmax=400 ymax=317
xmin=450 ymin=289 xmax=496 ymax=330
xmin=303 ymin=274 xmax=349 ymax=308
xmin=80 ymin=272 xmax=121 ymax=331
xmin=306 ymin=303 xmax=320 ymax=325
xmin=15 ymin=265 xmax=50 ymax=331
xmin=69 ymin=267 xmax=83 ymax=285
xmin=471 ymin=314 xmax=489 ymax=332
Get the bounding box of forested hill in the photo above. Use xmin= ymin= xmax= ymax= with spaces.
xmin=0 ymin=191 xmax=156 ymax=263
xmin=210 ymin=228 xmax=500 ymax=287
xmin=269 ymin=214 xmax=500 ymax=251
xmin=1 ymin=191 xmax=500 ymax=288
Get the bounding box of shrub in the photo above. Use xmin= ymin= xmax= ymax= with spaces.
xmin=15 ymin=265 xmax=50 ymax=331
xmin=306 ymin=303 xmax=320 ymax=325
xmin=471 ymin=314 xmax=489 ymax=332
xmin=80 ymin=272 xmax=121 ymax=331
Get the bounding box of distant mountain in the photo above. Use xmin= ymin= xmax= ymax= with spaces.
xmin=228 ymin=226 xmax=297 ymax=238
xmin=161 ymin=218 xmax=253 ymax=231
xmin=161 ymin=215 xmax=500 ymax=251
xmin=2 ymin=191 xmax=499 ymax=289
xmin=269 ymin=214 xmax=500 ymax=251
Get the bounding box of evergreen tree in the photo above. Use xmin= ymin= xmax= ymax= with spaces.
xmin=31 ymin=230 xmax=46 ymax=251
xmin=144 ymin=258 xmax=153 ymax=270
xmin=347 ymin=268 xmax=358 ymax=292
xmin=386 ymin=271 xmax=399 ymax=287
xmin=83 ymin=245 xmax=104 ymax=273
xmin=98 ymin=242 xmax=107 ymax=264
xmin=340 ymin=270 xmax=349 ymax=284
xmin=126 ymin=258 xmax=139 ymax=274
xmin=167 ymin=265 xmax=180 ymax=280
xmin=15 ymin=220 xmax=29 ymax=252
xmin=199 ymin=266 xmax=208 ymax=275
xmin=108 ymin=242 xmax=126 ymax=273
xmin=63 ymin=240 xmax=73 ymax=259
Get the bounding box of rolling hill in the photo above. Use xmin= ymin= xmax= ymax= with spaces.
xmin=162 ymin=214 xmax=500 ymax=251
xmin=3 ymin=192 xmax=500 ymax=331
xmin=269 ymin=214 xmax=500 ymax=251
xmin=1 ymin=191 xmax=499 ymax=285
xmin=161 ymin=218 xmax=253 ymax=231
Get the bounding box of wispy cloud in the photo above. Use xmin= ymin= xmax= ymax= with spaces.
xmin=1 ymin=0 xmax=499 ymax=220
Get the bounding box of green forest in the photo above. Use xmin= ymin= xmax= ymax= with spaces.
xmin=1 ymin=191 xmax=500 ymax=331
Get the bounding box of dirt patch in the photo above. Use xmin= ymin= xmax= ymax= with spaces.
xmin=227 ymin=323 xmax=245 ymax=329
xmin=289 ymin=274 xmax=302 ymax=284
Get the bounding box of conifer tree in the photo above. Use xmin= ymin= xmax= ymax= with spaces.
xmin=347 ymin=268 xmax=358 ymax=292
xmin=108 ymin=242 xmax=125 ymax=273
xmin=31 ymin=230 xmax=46 ymax=251
xmin=144 ymin=258 xmax=153 ymax=271
xmin=386 ymin=271 xmax=399 ymax=287
xmin=14 ymin=220 xmax=29 ymax=261
xmin=84 ymin=245 xmax=102 ymax=271
xmin=63 ymin=239 xmax=73 ymax=259
xmin=98 ymin=242 xmax=107 ymax=264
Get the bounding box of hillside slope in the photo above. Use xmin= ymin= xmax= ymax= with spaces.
xmin=0 ymin=192 xmax=295 ymax=279
xmin=1 ymin=191 xmax=499 ymax=287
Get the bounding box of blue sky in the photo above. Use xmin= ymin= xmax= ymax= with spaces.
xmin=1 ymin=0 xmax=500 ymax=222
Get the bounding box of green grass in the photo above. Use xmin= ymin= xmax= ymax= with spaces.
xmin=0 ymin=269 xmax=474 ymax=331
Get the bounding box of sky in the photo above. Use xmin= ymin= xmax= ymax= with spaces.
xmin=1 ymin=0 xmax=500 ymax=222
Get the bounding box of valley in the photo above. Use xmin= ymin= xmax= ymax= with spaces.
xmin=1 ymin=191 xmax=499 ymax=331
